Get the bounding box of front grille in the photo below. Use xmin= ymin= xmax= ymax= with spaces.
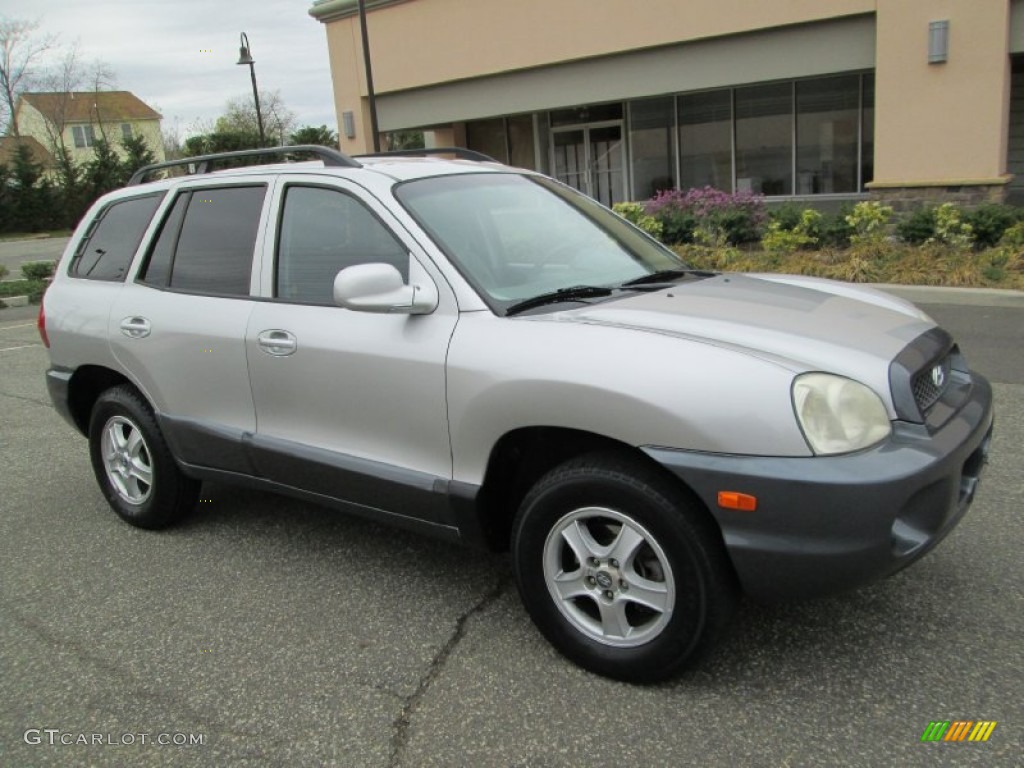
xmin=911 ymin=354 xmax=952 ymax=413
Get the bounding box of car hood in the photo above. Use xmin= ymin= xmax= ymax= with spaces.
xmin=550 ymin=273 xmax=935 ymax=408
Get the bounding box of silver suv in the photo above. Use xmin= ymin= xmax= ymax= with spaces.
xmin=40 ymin=146 xmax=994 ymax=682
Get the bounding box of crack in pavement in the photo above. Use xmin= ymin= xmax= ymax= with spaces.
xmin=0 ymin=390 xmax=52 ymax=409
xmin=388 ymin=574 xmax=511 ymax=768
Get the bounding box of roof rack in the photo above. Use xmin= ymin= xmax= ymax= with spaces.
xmin=356 ymin=147 xmax=497 ymax=163
xmin=127 ymin=145 xmax=362 ymax=186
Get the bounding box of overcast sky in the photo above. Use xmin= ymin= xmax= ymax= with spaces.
xmin=5 ymin=0 xmax=337 ymax=139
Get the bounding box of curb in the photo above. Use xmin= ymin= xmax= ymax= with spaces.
xmin=872 ymin=284 xmax=1024 ymax=307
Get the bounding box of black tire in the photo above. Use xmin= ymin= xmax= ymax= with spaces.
xmin=88 ymin=385 xmax=199 ymax=529
xmin=511 ymin=453 xmax=738 ymax=683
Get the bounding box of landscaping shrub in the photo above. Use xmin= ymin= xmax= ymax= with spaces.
xmin=645 ymin=187 xmax=766 ymax=246
xmin=21 ymin=261 xmax=55 ymax=281
xmin=931 ymin=203 xmax=973 ymax=250
xmin=0 ymin=264 xmax=8 ymax=280
xmin=845 ymin=201 xmax=894 ymax=248
xmin=761 ymin=209 xmax=821 ymax=255
xmin=817 ymin=206 xmax=855 ymax=249
xmin=896 ymin=207 xmax=936 ymax=245
xmin=964 ymin=204 xmax=1019 ymax=249
xmin=611 ymin=202 xmax=664 ymax=240
xmin=998 ymin=220 xmax=1024 ymax=250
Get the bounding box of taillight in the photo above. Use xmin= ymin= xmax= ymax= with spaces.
xmin=37 ymin=302 xmax=50 ymax=348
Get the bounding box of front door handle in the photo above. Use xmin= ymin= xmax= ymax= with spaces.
xmin=119 ymin=316 xmax=151 ymax=339
xmin=257 ymin=329 xmax=297 ymax=356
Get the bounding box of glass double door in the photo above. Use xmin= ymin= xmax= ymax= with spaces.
xmin=551 ymin=122 xmax=625 ymax=208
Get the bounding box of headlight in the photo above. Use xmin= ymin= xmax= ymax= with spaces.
xmin=792 ymin=373 xmax=891 ymax=455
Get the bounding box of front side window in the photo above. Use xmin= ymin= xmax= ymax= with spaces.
xmin=69 ymin=193 xmax=164 ymax=281
xmin=275 ymin=185 xmax=409 ymax=305
xmin=396 ymin=173 xmax=681 ymax=312
xmin=138 ymin=185 xmax=265 ymax=296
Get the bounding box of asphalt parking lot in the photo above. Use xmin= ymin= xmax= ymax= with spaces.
xmin=1 ymin=290 xmax=1022 ymax=767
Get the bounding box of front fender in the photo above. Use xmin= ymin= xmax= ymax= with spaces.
xmin=446 ymin=312 xmax=810 ymax=484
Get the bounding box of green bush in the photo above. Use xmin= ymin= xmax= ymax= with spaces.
xmin=612 ymin=202 xmax=665 ymax=240
xmin=846 ymin=201 xmax=894 ymax=247
xmin=896 ymin=207 xmax=936 ymax=245
xmin=761 ymin=209 xmax=821 ymax=255
xmin=0 ymin=264 xmax=8 ymax=280
xmin=767 ymin=204 xmax=803 ymax=231
xmin=21 ymin=261 xmax=55 ymax=281
xmin=999 ymin=220 xmax=1024 ymax=249
xmin=931 ymin=203 xmax=973 ymax=250
xmin=818 ymin=206 xmax=854 ymax=248
xmin=964 ymin=204 xmax=1019 ymax=249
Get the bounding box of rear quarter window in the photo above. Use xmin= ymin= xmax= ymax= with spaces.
xmin=68 ymin=193 xmax=165 ymax=281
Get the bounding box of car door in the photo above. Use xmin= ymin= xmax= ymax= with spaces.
xmin=244 ymin=178 xmax=459 ymax=525
xmin=109 ymin=180 xmax=274 ymax=473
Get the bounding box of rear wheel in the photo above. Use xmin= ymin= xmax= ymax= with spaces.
xmin=88 ymin=386 xmax=199 ymax=529
xmin=512 ymin=453 xmax=738 ymax=683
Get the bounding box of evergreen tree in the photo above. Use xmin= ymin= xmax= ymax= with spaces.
xmin=10 ymin=143 xmax=46 ymax=231
xmin=290 ymin=125 xmax=338 ymax=148
xmin=121 ymin=134 xmax=157 ymax=178
xmin=84 ymin=138 xmax=126 ymax=199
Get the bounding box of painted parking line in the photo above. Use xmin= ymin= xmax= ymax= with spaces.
xmin=0 ymin=344 xmax=40 ymax=353
xmin=0 ymin=323 xmax=36 ymax=331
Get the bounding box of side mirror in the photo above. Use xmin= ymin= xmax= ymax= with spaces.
xmin=333 ymin=262 xmax=438 ymax=314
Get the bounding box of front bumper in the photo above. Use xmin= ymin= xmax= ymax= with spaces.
xmin=643 ymin=373 xmax=994 ymax=601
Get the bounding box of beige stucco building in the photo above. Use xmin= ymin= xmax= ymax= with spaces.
xmin=14 ymin=91 xmax=165 ymax=166
xmin=311 ymin=0 xmax=1024 ymax=208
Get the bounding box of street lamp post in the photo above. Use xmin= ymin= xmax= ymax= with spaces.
xmin=357 ymin=0 xmax=381 ymax=152
xmin=236 ymin=32 xmax=266 ymax=145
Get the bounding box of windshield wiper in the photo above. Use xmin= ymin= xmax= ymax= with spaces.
xmin=620 ymin=268 xmax=715 ymax=287
xmin=505 ymin=285 xmax=613 ymax=316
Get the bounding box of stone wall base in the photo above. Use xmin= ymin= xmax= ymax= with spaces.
xmin=867 ymin=183 xmax=1009 ymax=211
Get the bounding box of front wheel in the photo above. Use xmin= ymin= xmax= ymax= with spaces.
xmin=512 ymin=454 xmax=738 ymax=683
xmin=88 ymin=385 xmax=199 ymax=529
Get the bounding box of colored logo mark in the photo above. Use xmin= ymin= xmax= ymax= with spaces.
xmin=921 ymin=721 xmax=997 ymax=742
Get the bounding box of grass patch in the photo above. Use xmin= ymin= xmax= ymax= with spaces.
xmin=0 ymin=230 xmax=72 ymax=242
xmin=0 ymin=279 xmax=47 ymax=304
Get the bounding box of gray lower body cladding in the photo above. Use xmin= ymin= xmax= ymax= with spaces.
xmin=643 ymin=374 xmax=994 ymax=601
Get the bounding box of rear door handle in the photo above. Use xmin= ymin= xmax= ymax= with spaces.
xmin=119 ymin=316 xmax=151 ymax=339
xmin=257 ymin=329 xmax=297 ymax=356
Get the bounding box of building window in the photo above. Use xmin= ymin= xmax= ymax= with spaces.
xmin=121 ymin=123 xmax=133 ymax=141
xmin=466 ymin=118 xmax=508 ymax=163
xmin=72 ymin=125 xmax=96 ymax=149
xmin=629 ymin=97 xmax=676 ymax=199
xmin=735 ymin=82 xmax=793 ymax=195
xmin=678 ymin=90 xmax=733 ymax=193
xmin=796 ymin=75 xmax=860 ymax=194
xmin=861 ymin=75 xmax=875 ymax=192
xmin=466 ymin=114 xmax=537 ymax=169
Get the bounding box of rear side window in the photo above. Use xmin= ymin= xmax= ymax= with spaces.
xmin=139 ymin=185 xmax=266 ymax=296
xmin=69 ymin=193 xmax=164 ymax=281
xmin=275 ymin=185 xmax=409 ymax=305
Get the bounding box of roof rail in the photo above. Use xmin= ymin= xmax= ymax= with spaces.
xmin=127 ymin=144 xmax=362 ymax=186
xmin=356 ymin=147 xmax=497 ymax=163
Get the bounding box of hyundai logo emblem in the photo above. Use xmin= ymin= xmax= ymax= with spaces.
xmin=931 ymin=365 xmax=946 ymax=389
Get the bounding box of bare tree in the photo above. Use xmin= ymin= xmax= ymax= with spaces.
xmin=35 ymin=43 xmax=83 ymax=155
xmin=0 ymin=16 xmax=56 ymax=135
xmin=217 ymin=90 xmax=296 ymax=145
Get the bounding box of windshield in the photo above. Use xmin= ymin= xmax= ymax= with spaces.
xmin=395 ymin=173 xmax=685 ymax=313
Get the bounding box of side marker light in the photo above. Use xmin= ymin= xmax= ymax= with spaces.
xmin=717 ymin=491 xmax=757 ymax=512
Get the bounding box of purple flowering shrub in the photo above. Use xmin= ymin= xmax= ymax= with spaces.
xmin=643 ymin=187 xmax=767 ymax=245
